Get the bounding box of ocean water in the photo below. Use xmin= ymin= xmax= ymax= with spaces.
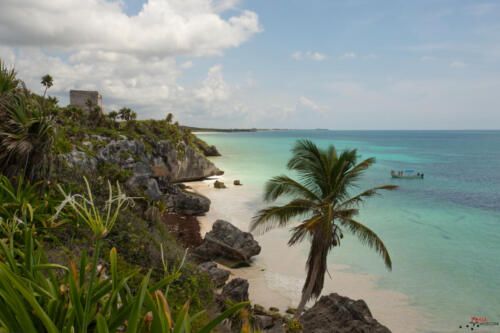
xmin=196 ymin=130 xmax=500 ymax=332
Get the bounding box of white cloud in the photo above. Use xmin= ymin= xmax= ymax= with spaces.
xmin=291 ymin=51 xmax=303 ymax=60
xmin=339 ymin=52 xmax=357 ymax=60
xmin=420 ymin=56 xmax=435 ymax=62
xmin=292 ymin=51 xmax=327 ymax=61
xmin=308 ymin=52 xmax=327 ymax=61
xmin=298 ymin=96 xmax=320 ymax=111
xmin=180 ymin=61 xmax=194 ymax=69
xmin=0 ymin=0 xmax=262 ymax=122
xmin=450 ymin=61 xmax=465 ymax=68
xmin=0 ymin=0 xmax=261 ymax=57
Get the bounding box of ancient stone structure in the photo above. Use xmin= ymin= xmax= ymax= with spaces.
xmin=69 ymin=90 xmax=102 ymax=111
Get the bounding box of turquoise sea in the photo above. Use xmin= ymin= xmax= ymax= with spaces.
xmin=197 ymin=130 xmax=500 ymax=332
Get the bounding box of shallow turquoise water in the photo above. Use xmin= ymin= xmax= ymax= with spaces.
xmin=197 ymin=130 xmax=500 ymax=331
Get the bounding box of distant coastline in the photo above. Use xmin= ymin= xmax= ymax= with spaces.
xmin=185 ymin=126 xmax=332 ymax=132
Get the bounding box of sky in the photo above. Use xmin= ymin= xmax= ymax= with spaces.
xmin=1 ymin=0 xmax=499 ymax=129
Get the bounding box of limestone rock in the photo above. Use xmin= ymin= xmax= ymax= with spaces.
xmin=97 ymin=139 xmax=148 ymax=165
xmin=199 ymin=144 xmax=221 ymax=157
xmin=221 ymin=278 xmax=249 ymax=302
xmin=254 ymin=315 xmax=274 ymax=330
xmin=299 ymin=293 xmax=391 ymax=333
xmin=60 ymin=151 xmax=97 ymax=172
xmin=154 ymin=141 xmax=223 ymax=182
xmin=193 ymin=220 xmax=261 ymax=266
xmin=197 ymin=262 xmax=230 ymax=288
xmin=214 ymin=180 xmax=226 ymax=189
xmin=164 ymin=188 xmax=210 ymax=216
xmin=144 ymin=178 xmax=163 ymax=201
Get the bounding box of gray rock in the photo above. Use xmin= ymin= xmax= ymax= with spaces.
xmin=198 ymin=144 xmax=221 ymax=157
xmin=214 ymin=180 xmax=226 ymax=189
xmin=254 ymin=315 xmax=274 ymax=330
xmin=144 ymin=178 xmax=163 ymax=201
xmin=164 ymin=188 xmax=210 ymax=216
xmin=197 ymin=262 xmax=230 ymax=288
xmin=60 ymin=151 xmax=97 ymax=172
xmin=300 ymin=293 xmax=392 ymax=333
xmin=221 ymin=278 xmax=249 ymax=302
xmin=193 ymin=220 xmax=261 ymax=266
xmin=154 ymin=141 xmax=223 ymax=182
xmin=97 ymin=139 xmax=147 ymax=165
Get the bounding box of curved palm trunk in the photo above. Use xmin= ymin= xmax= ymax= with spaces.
xmin=295 ymin=234 xmax=329 ymax=316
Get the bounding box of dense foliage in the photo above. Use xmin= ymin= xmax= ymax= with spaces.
xmin=0 ymin=60 xmax=252 ymax=332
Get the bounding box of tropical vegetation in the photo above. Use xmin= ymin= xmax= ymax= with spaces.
xmin=251 ymin=139 xmax=397 ymax=315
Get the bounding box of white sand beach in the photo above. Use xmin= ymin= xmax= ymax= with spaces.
xmin=188 ymin=176 xmax=425 ymax=333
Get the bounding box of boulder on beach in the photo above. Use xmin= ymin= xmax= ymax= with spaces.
xmin=193 ymin=220 xmax=261 ymax=267
xmin=197 ymin=261 xmax=230 ymax=288
xmin=214 ymin=180 xmax=226 ymax=189
xmin=164 ymin=188 xmax=210 ymax=216
xmin=299 ymin=293 xmax=391 ymax=333
xmin=234 ymin=180 xmax=242 ymax=185
xmin=221 ymin=278 xmax=249 ymax=302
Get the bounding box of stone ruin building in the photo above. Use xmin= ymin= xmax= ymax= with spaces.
xmin=69 ymin=90 xmax=102 ymax=112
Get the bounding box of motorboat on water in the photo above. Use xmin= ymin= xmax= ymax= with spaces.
xmin=391 ymin=170 xmax=424 ymax=179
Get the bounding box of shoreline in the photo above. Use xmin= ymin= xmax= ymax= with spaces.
xmin=188 ymin=176 xmax=425 ymax=333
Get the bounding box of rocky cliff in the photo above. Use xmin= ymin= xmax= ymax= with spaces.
xmin=60 ymin=135 xmax=222 ymax=211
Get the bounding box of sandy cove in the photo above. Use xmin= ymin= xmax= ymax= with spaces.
xmin=187 ymin=176 xmax=425 ymax=333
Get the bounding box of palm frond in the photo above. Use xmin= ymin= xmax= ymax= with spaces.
xmin=339 ymin=217 xmax=392 ymax=270
xmin=263 ymin=175 xmax=321 ymax=202
xmin=287 ymin=139 xmax=331 ymax=197
xmin=251 ymin=199 xmax=315 ymax=234
xmin=288 ymin=215 xmax=323 ymax=246
xmin=337 ymin=185 xmax=398 ymax=209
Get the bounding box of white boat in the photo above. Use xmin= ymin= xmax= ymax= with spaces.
xmin=391 ymin=170 xmax=424 ymax=179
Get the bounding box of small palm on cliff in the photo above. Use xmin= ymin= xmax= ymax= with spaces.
xmin=251 ymin=139 xmax=397 ymax=315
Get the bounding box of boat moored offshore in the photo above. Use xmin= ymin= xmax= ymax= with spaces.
xmin=391 ymin=170 xmax=424 ymax=179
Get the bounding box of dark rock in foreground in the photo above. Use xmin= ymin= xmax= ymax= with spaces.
xmin=214 ymin=180 xmax=226 ymax=189
xmin=193 ymin=220 xmax=261 ymax=267
xmin=300 ymin=293 xmax=391 ymax=333
xmin=163 ymin=185 xmax=210 ymax=216
xmin=198 ymin=144 xmax=221 ymax=157
xmin=221 ymin=278 xmax=249 ymax=302
xmin=197 ymin=262 xmax=230 ymax=288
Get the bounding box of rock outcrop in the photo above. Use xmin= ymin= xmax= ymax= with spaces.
xmin=153 ymin=141 xmax=223 ymax=182
xmin=60 ymin=138 xmax=223 ymax=203
xmin=193 ymin=220 xmax=261 ymax=267
xmin=299 ymin=293 xmax=391 ymax=333
xmin=197 ymin=143 xmax=221 ymax=157
xmin=214 ymin=180 xmax=226 ymax=189
xmin=221 ymin=278 xmax=249 ymax=302
xmin=60 ymin=151 xmax=97 ymax=172
xmin=163 ymin=184 xmax=210 ymax=216
xmin=197 ymin=262 xmax=230 ymax=288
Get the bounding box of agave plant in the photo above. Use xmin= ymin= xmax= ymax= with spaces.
xmin=0 ymin=177 xmax=249 ymax=332
xmin=0 ymin=82 xmax=56 ymax=182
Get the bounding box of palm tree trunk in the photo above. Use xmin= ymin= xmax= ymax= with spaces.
xmin=295 ymin=257 xmax=320 ymax=316
xmin=295 ymin=233 xmax=330 ymax=317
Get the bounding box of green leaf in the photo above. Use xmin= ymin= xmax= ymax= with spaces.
xmin=126 ymin=270 xmax=151 ymax=333
xmin=198 ymin=302 xmax=249 ymax=333
xmin=96 ymin=314 xmax=110 ymax=333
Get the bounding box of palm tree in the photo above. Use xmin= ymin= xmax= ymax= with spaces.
xmin=40 ymin=74 xmax=53 ymax=97
xmin=129 ymin=111 xmax=137 ymax=121
xmin=166 ymin=112 xmax=173 ymax=123
xmin=251 ymin=140 xmax=397 ymax=316
xmin=118 ymin=107 xmax=131 ymax=121
xmin=108 ymin=110 xmax=118 ymax=127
